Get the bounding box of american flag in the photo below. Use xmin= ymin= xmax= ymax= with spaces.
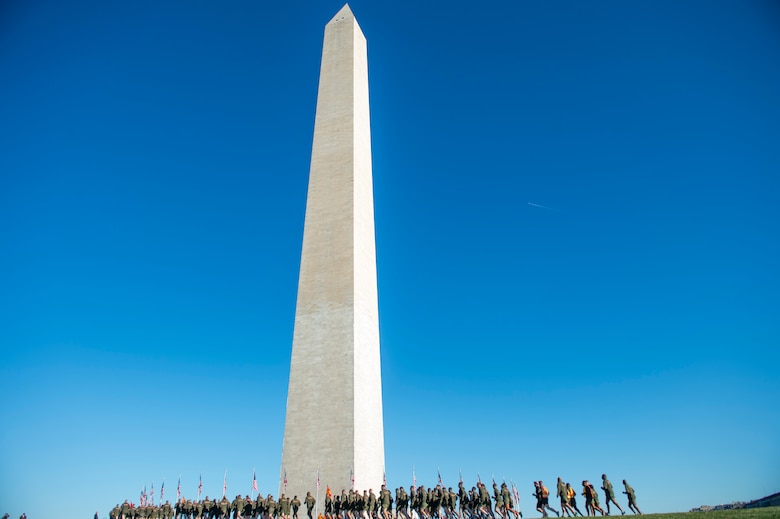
xmin=459 ymin=470 xmax=463 ymax=485
xmin=349 ymin=469 xmax=354 ymax=491
xmin=511 ymin=482 xmax=520 ymax=509
xmin=151 ymin=482 xmax=155 ymax=505
xmin=413 ymin=468 xmax=416 ymax=488
xmin=177 ymin=476 xmax=181 ymax=502
xmin=284 ymin=470 xmax=288 ymax=493
xmin=438 ymin=470 xmax=443 ymax=487
xmin=198 ymin=474 xmax=203 ymax=499
xmin=383 ymin=470 xmax=386 ymax=486
xmin=222 ymin=471 xmax=227 ymax=497
xmin=141 ymin=486 xmax=147 ymax=506
xmin=317 ymin=469 xmax=321 ymax=490
xmin=161 ymin=481 xmax=165 ymax=502
xmin=253 ymin=469 xmax=258 ymax=492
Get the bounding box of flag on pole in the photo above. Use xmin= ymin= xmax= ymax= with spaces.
xmin=437 ymin=469 xmax=443 ymax=487
xmin=511 ymin=481 xmax=520 ymax=509
xmin=459 ymin=470 xmax=463 ymax=485
xmin=284 ymin=470 xmax=288 ymax=493
xmin=326 ymin=486 xmax=332 ymax=498
xmin=349 ymin=468 xmax=354 ymax=491
xmin=177 ymin=476 xmax=181 ymax=502
xmin=141 ymin=486 xmax=147 ymax=506
xmin=151 ymin=481 xmax=155 ymax=505
xmin=317 ymin=469 xmax=321 ymax=490
xmin=413 ymin=468 xmax=416 ymax=488
xmin=223 ymin=470 xmax=227 ymax=497
xmin=383 ymin=469 xmax=386 ymax=487
xmin=253 ymin=469 xmax=258 ymax=492
xmin=478 ymin=473 xmax=482 ymax=484
xmin=198 ymin=473 xmax=203 ymax=499
xmin=161 ymin=481 xmax=165 ymax=502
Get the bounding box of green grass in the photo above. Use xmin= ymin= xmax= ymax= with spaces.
xmin=635 ymin=508 xmax=780 ymax=519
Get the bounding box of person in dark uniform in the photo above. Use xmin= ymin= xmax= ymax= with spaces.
xmin=538 ymin=482 xmax=558 ymax=517
xmin=565 ymin=485 xmax=582 ymax=517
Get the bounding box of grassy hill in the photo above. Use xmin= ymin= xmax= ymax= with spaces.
xmin=620 ymin=508 xmax=779 ymax=519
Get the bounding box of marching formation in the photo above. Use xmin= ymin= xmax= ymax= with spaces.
xmin=107 ymin=475 xmax=642 ymax=519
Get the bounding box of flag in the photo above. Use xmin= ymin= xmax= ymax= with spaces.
xmin=383 ymin=470 xmax=386 ymax=487
xmin=437 ymin=469 xmax=443 ymax=487
xmin=512 ymin=482 xmax=520 ymax=508
xmin=317 ymin=469 xmax=321 ymax=490
xmin=412 ymin=468 xmax=416 ymax=488
xmin=141 ymin=486 xmax=147 ymax=506
xmin=284 ymin=470 xmax=288 ymax=493
xmin=326 ymin=486 xmax=332 ymax=498
xmin=253 ymin=469 xmax=258 ymax=492
xmin=177 ymin=476 xmax=181 ymax=502
xmin=161 ymin=481 xmax=165 ymax=502
xmin=223 ymin=470 xmax=227 ymax=497
xmin=151 ymin=481 xmax=155 ymax=505
xmin=459 ymin=470 xmax=463 ymax=485
xmin=349 ymin=469 xmax=354 ymax=490
xmin=478 ymin=473 xmax=481 ymax=484
xmin=198 ymin=474 xmax=203 ymax=499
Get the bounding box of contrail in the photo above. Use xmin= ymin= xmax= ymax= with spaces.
xmin=528 ymin=202 xmax=562 ymax=212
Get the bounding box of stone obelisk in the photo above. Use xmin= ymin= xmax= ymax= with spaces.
xmin=280 ymin=4 xmax=384 ymax=498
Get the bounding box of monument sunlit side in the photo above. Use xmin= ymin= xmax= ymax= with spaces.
xmin=280 ymin=4 xmax=385 ymax=498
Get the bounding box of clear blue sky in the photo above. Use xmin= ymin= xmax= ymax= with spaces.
xmin=1 ymin=1 xmax=778 ymax=517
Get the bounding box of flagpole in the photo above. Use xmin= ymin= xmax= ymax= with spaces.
xmin=315 ymin=467 xmax=320 ymax=519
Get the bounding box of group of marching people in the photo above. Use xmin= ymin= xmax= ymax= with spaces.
xmin=531 ymin=476 xmax=642 ymax=518
xmin=109 ymin=475 xmax=642 ymax=519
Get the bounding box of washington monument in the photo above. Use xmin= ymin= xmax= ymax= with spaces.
xmin=280 ymin=4 xmax=385 ymax=498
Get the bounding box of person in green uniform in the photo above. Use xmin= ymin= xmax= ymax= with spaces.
xmin=492 ymin=483 xmax=504 ymax=519
xmin=621 ymin=481 xmax=641 ymax=515
xmin=280 ymin=494 xmax=292 ymax=519
xmin=500 ymin=483 xmax=517 ymax=519
xmin=380 ymin=485 xmax=392 ymax=519
xmin=366 ymin=490 xmax=376 ymax=519
xmin=219 ymin=497 xmax=230 ymax=519
xmin=600 ymin=476 xmax=624 ymax=516
xmin=477 ymin=483 xmax=492 ymax=519
xmin=292 ymin=496 xmax=302 ymax=519
xmin=304 ymin=492 xmax=316 ymax=519
xmin=556 ymin=478 xmax=574 ymax=517
xmin=266 ymin=495 xmax=277 ymax=519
